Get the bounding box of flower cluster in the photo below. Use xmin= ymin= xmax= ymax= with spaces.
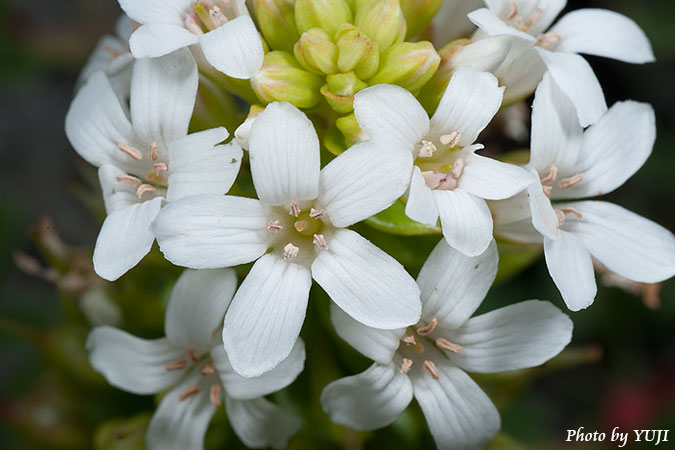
xmin=65 ymin=0 xmax=675 ymax=448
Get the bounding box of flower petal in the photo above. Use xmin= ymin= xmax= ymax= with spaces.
xmin=468 ymin=8 xmax=535 ymax=42
xmin=93 ymin=197 xmax=163 ymax=281
xmin=223 ymin=254 xmax=311 ymax=377
xmin=484 ymin=0 xmax=565 ymax=33
xmin=330 ymin=304 xmax=404 ymax=364
xmin=152 ymin=194 xmax=269 ymax=269
xmin=212 ymin=339 xmax=305 ymax=399
xmin=118 ymin=0 xmax=190 ymax=25
xmin=167 ymin=127 xmax=243 ymax=202
xmin=499 ymin=46 xmax=546 ymax=105
xmin=561 ymin=201 xmax=675 ymax=284
xmin=550 ymin=9 xmax=655 ymax=64
xmin=165 ymin=268 xmax=238 ymax=353
xmin=248 ymin=102 xmax=320 ymax=206
xmin=431 ymin=0 xmax=483 ymax=46
xmin=459 ymin=152 xmax=532 ymax=200
xmin=128 ymin=24 xmax=199 ymax=59
xmin=86 ymin=326 xmax=184 ymax=395
xmin=353 ymin=84 xmax=429 ymax=149
xmin=543 ymin=231 xmax=596 ymax=311
xmin=417 ymin=239 xmax=498 ymax=329
xmin=405 ymin=167 xmax=439 ymax=226
xmin=200 ymin=16 xmax=264 ymax=79
xmin=434 ymin=189 xmax=493 ymax=256
xmin=98 ymin=165 xmax=140 ymax=214
xmin=317 ymin=141 xmax=413 ymax=228
xmin=130 ymin=48 xmax=197 ymax=151
xmin=225 ymin=396 xmax=301 ymax=449
xmin=448 ymin=300 xmax=573 ymax=373
xmin=429 ymin=67 xmax=504 ymax=147
xmin=448 ymin=35 xmax=513 ymax=74
xmin=312 ymin=229 xmax=421 ymax=330
xmin=536 ymin=49 xmax=607 ymax=127
xmin=527 ymin=178 xmax=559 ymax=240
xmin=321 ymin=363 xmax=413 ymax=430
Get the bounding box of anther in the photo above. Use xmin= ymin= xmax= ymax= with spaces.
xmin=149 ymin=141 xmax=158 ymax=161
xmin=116 ymin=175 xmax=142 ymax=187
xmin=416 ymin=318 xmax=437 ymax=336
xmin=210 ymin=384 xmax=221 ymax=407
xmin=200 ymin=363 xmax=215 ymax=375
xmin=506 ymin=0 xmax=518 ymax=20
xmin=184 ymin=13 xmax=205 ymax=35
xmin=440 ymin=131 xmax=461 ymax=148
xmin=560 ymin=207 xmax=583 ymax=220
xmin=451 ymin=157 xmax=465 ymax=179
xmin=209 ymin=6 xmax=228 ymax=27
xmin=309 ymin=208 xmax=326 ymax=219
xmin=423 ymin=360 xmax=440 ymax=380
xmin=118 ymin=143 xmax=143 ymax=160
xmin=178 ymin=384 xmax=200 ymax=402
xmin=417 ymin=140 xmax=437 ymax=158
xmin=283 ymin=243 xmax=300 ymax=260
xmin=436 ymin=338 xmax=462 ymax=354
xmin=187 ymin=346 xmax=200 ymax=362
xmin=555 ymin=209 xmax=566 ymax=225
xmin=558 ymin=173 xmax=584 ymax=189
xmin=136 ymin=184 xmax=156 ymax=199
xmin=165 ymin=359 xmax=188 ymax=371
xmin=536 ymin=32 xmax=561 ymax=49
xmin=541 ymin=165 xmax=558 ymax=185
xmin=153 ymin=162 xmax=168 ymax=175
xmin=525 ymin=7 xmax=542 ymax=28
xmin=313 ymin=234 xmax=328 ymax=250
xmin=400 ymin=358 xmax=413 ymax=374
xmin=542 ymin=185 xmax=553 ymax=198
xmin=421 ymin=171 xmax=444 ymax=190
xmin=264 ymin=220 xmax=283 ymax=231
xmin=403 ymin=335 xmax=417 ymax=346
xmin=289 ymin=202 xmax=300 ymax=217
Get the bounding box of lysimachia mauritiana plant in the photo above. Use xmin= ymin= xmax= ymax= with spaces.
xmin=63 ymin=0 xmax=675 ymax=448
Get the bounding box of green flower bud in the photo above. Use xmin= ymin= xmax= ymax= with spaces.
xmin=335 ymin=24 xmax=379 ymax=80
xmin=368 ymin=41 xmax=440 ymax=92
xmin=295 ymin=0 xmax=353 ymax=37
xmin=320 ymin=71 xmax=368 ymax=113
xmin=256 ymin=0 xmax=300 ymax=52
xmin=251 ymin=51 xmax=323 ymax=109
xmin=294 ymin=28 xmax=338 ymax=75
xmin=354 ymin=0 xmax=406 ymax=52
xmin=399 ymin=0 xmax=443 ymax=38
xmin=336 ymin=112 xmax=366 ymax=143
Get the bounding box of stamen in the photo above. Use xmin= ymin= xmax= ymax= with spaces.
xmin=560 ymin=207 xmax=583 ymax=220
xmin=555 ymin=209 xmax=566 ymax=225
xmin=264 ymin=220 xmax=283 ymax=231
xmin=289 ymin=202 xmax=300 ymax=217
xmin=200 ymin=363 xmax=215 ymax=375
xmin=115 ymin=175 xmax=142 ymax=187
xmin=536 ymin=32 xmax=561 ymax=49
xmin=117 ymin=143 xmax=143 ymax=160
xmin=184 ymin=12 xmax=205 ymax=35
xmin=421 ymin=171 xmax=444 ymax=190
xmin=210 ymin=384 xmax=221 ymax=407
xmin=136 ymin=184 xmax=156 ymax=199
xmin=309 ymin=208 xmax=326 ymax=219
xmin=283 ymin=243 xmax=300 ymax=260
xmin=103 ymin=45 xmax=122 ymax=58
xmin=416 ymin=318 xmax=437 ymax=336
xmin=209 ymin=5 xmax=228 ymax=27
xmin=423 ymin=360 xmax=440 ymax=380
xmin=451 ymin=157 xmax=465 ymax=179
xmin=403 ymin=335 xmax=417 ymax=346
xmin=400 ymin=358 xmax=413 ymax=374
xmin=149 ymin=141 xmax=159 ymax=161
xmin=558 ymin=173 xmax=584 ymax=189
xmin=541 ymin=165 xmax=558 ymax=185
xmin=187 ymin=346 xmax=200 ymax=362
xmin=165 ymin=359 xmax=188 ymax=371
xmin=436 ymin=337 xmax=462 ymax=354
xmin=542 ymin=185 xmax=552 ymax=198
xmin=525 ymin=7 xmax=542 ymax=28
xmin=313 ymin=234 xmax=328 ymax=250
xmin=153 ymin=162 xmax=168 ymax=175
xmin=440 ymin=131 xmax=461 ymax=148
xmin=417 ymin=140 xmax=437 ymax=158
xmin=294 ymin=220 xmax=308 ymax=232
xmin=178 ymin=384 xmax=200 ymax=402
xmin=506 ymin=0 xmax=518 ymax=20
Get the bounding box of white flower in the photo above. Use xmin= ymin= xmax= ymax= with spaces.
xmin=492 ymin=73 xmax=675 ymax=311
xmin=431 ymin=0 xmax=484 ymax=46
xmin=321 ymin=239 xmax=573 ymax=450
xmin=87 ymin=268 xmax=304 ymax=450
xmin=353 ymin=67 xmax=532 ymax=256
xmin=118 ymin=0 xmax=263 ymax=79
xmin=152 ymin=101 xmax=422 ymax=377
xmin=468 ymin=0 xmax=655 ymax=126
xmin=65 ymin=49 xmax=242 ymax=281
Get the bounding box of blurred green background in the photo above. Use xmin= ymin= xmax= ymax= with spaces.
xmin=0 ymin=0 xmax=673 ymax=449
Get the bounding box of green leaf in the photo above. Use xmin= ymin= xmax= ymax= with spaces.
xmin=365 ymin=200 xmax=440 ymax=235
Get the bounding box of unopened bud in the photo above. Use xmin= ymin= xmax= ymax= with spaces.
xmin=251 ymin=51 xmax=323 ymax=108
xmin=235 ymin=104 xmax=265 ymax=150
xmin=294 ymin=28 xmax=338 ymax=75
xmin=336 ymin=112 xmax=366 ymax=144
xmin=256 ymin=0 xmax=300 ymax=52
xmin=369 ymin=41 xmax=440 ymax=92
xmin=335 ymin=24 xmax=379 ymax=80
xmin=295 ymin=0 xmax=353 ymax=37
xmin=354 ymin=0 xmax=406 ymax=52
xmin=399 ymin=0 xmax=443 ymax=38
xmin=320 ymin=71 xmax=368 ymax=113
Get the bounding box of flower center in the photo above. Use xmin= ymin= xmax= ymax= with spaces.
xmin=164 ymin=346 xmax=223 ymax=407
xmin=185 ymin=0 xmax=235 ymax=35
xmin=539 ymin=165 xmax=585 ymax=225
xmin=414 ymin=131 xmax=465 ymax=191
xmin=115 ymin=140 xmax=169 ymax=199
xmin=264 ymin=201 xmax=331 ymax=262
xmin=503 ymin=0 xmax=542 ymax=34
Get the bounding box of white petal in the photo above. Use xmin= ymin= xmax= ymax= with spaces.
xmin=412 ymin=358 xmax=500 ymax=450
xmin=212 ymin=339 xmax=305 ymax=399
xmin=536 ymin=49 xmax=607 ymax=127
xmin=165 ymin=269 xmax=238 ymax=353
xmin=93 ymin=197 xmax=163 ymax=281
xmin=330 ymin=304 xmax=404 ymax=364
xmin=458 ymin=153 xmax=532 ymax=200
xmin=493 ymin=217 xmax=544 ymax=244
xmin=76 ymin=35 xmax=126 ymax=90
xmin=416 ymin=239 xmax=498 ymax=329
xmin=550 ymin=9 xmax=655 ymax=64
xmin=353 ymin=84 xmax=429 ymax=149
xmin=248 ymin=102 xmax=320 ymax=206
xmin=431 ymin=0 xmax=482 ymax=46
xmin=321 ymin=363 xmax=413 ymax=430
xmin=484 ymin=0 xmax=564 ymax=32
xmin=152 ymin=194 xmax=269 ymax=269
xmin=128 ymin=24 xmax=199 ymax=59
xmin=167 ymin=127 xmax=243 ymax=202
xmin=86 ymin=326 xmax=184 ymax=395
xmin=222 ymin=254 xmax=311 ymax=377
xmin=317 ymin=141 xmax=413 ymax=228
xmin=554 ymin=101 xmax=655 ymax=199
xmin=146 ymin=373 xmax=217 ymax=450
xmin=118 ymin=0 xmax=190 ymax=25
xmin=561 ymin=201 xmax=675 ymax=284
xmin=434 ymin=189 xmax=493 ymax=256
xmin=226 ymin=396 xmax=301 ymax=449
xmin=405 ymin=167 xmax=439 ymax=226
xmin=312 ymin=229 xmax=421 ymax=329
xmin=98 ymin=165 xmax=139 ymax=214
xmin=527 ymin=177 xmax=559 ymax=240
xmin=200 ymin=16 xmax=264 ymax=79
xmin=468 ymin=8 xmax=535 ymax=41
xmin=448 ymin=300 xmax=573 ymax=373
xmin=115 ymin=14 xmax=136 ymax=41
xmin=530 ymin=72 xmax=583 ymax=174
xmin=543 ymin=231 xmax=596 ymax=311
xmin=498 ymin=46 xmax=546 ymax=105
xmin=448 ymin=36 xmax=513 ymax=74
xmin=430 ymin=67 xmax=504 ymax=147
xmin=130 ymin=48 xmax=197 ymax=150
